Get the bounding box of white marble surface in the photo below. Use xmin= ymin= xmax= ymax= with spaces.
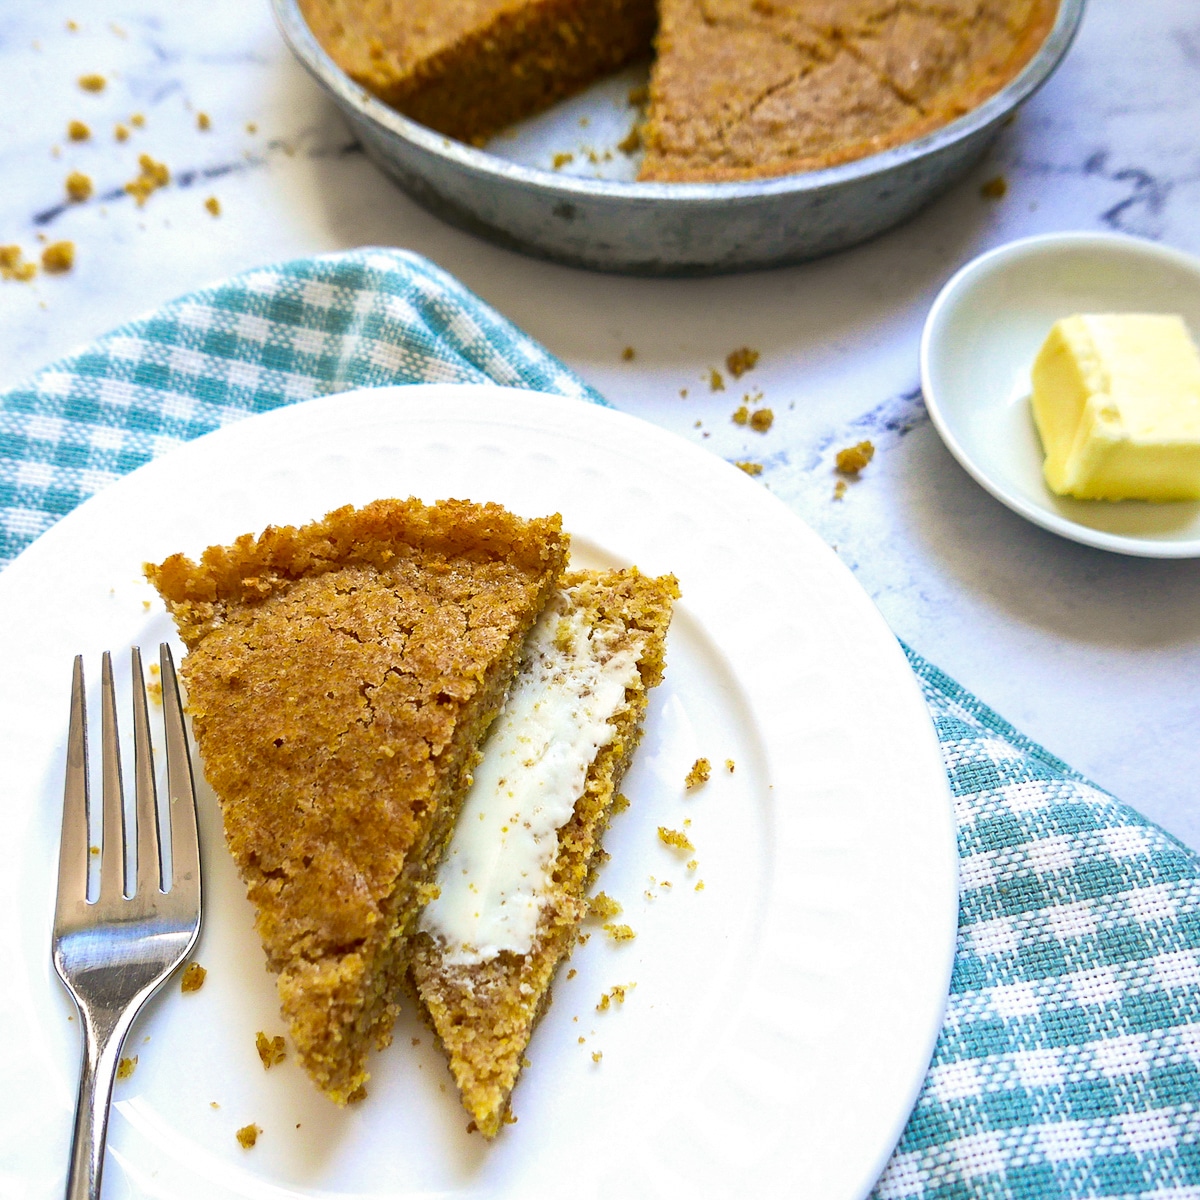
xmin=2 ymin=0 xmax=1199 ymax=850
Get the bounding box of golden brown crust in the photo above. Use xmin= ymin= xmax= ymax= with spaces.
xmin=409 ymin=567 xmax=678 ymax=1137
xmin=299 ymin=0 xmax=657 ymax=145
xmin=299 ymin=0 xmax=1056 ymax=181
xmin=639 ymin=0 xmax=1059 ymax=182
xmin=146 ymin=497 xmax=569 ymax=1102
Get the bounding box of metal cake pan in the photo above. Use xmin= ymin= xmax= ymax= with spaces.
xmin=274 ymin=0 xmax=1086 ymax=276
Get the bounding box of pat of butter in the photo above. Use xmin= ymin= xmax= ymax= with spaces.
xmin=1030 ymin=313 xmax=1200 ymax=501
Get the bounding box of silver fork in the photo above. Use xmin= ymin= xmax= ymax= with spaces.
xmin=52 ymin=646 xmax=203 ymax=1200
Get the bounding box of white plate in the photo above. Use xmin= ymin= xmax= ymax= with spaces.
xmin=0 ymin=385 xmax=956 ymax=1200
xmin=921 ymin=232 xmax=1200 ymax=558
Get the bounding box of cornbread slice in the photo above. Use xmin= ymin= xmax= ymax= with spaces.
xmin=410 ymin=567 xmax=677 ymax=1137
xmin=299 ymin=0 xmax=657 ymax=145
xmin=639 ymin=0 xmax=1058 ymax=181
xmin=146 ymin=498 xmax=568 ymax=1103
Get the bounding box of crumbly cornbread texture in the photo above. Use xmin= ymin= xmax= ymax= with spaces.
xmin=299 ymin=0 xmax=1054 ymax=179
xmin=409 ymin=567 xmax=677 ymax=1137
xmin=298 ymin=0 xmax=657 ymax=145
xmin=146 ymin=498 xmax=568 ymax=1103
xmin=641 ymin=0 xmax=1058 ymax=180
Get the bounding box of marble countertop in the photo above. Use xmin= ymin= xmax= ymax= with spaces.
xmin=2 ymin=0 xmax=1198 ymax=850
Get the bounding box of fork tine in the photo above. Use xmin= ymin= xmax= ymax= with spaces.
xmin=99 ymin=651 xmax=127 ymax=903
xmin=160 ymin=644 xmax=200 ymax=895
xmin=55 ymin=656 xmax=90 ymax=916
xmin=131 ymin=647 xmax=163 ymax=897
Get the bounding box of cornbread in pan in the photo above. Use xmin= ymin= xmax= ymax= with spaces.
xmin=410 ymin=567 xmax=677 ymax=1136
xmin=146 ymin=497 xmax=568 ymax=1103
xmin=298 ymin=0 xmax=1057 ymax=181
xmin=639 ymin=0 xmax=1059 ymax=181
xmin=298 ymin=0 xmax=657 ymax=145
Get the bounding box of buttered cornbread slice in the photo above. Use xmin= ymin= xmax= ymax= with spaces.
xmin=146 ymin=498 xmax=568 ymax=1103
xmin=410 ymin=567 xmax=677 ymax=1137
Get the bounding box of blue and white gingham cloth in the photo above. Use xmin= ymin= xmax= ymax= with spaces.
xmin=3 ymin=250 xmax=1197 ymax=1198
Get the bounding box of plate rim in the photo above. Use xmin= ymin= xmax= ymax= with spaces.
xmin=0 ymin=384 xmax=958 ymax=1199
xmin=920 ymin=230 xmax=1200 ymax=559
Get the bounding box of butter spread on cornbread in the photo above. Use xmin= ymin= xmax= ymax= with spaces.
xmin=1031 ymin=314 xmax=1200 ymax=501
xmin=410 ymin=568 xmax=677 ymax=1137
xmin=419 ymin=597 xmax=644 ymax=965
xmin=146 ymin=498 xmax=568 ymax=1104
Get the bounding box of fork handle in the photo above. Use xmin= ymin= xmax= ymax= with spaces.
xmin=65 ymin=1002 xmax=138 ymax=1200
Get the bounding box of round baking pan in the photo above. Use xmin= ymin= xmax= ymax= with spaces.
xmin=273 ymin=0 xmax=1086 ymax=276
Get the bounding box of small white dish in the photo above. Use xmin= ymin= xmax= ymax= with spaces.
xmin=921 ymin=232 xmax=1200 ymax=558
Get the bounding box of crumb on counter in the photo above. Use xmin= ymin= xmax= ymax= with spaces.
xmin=679 ymin=387 xmax=688 ymax=398
xmin=67 ymin=120 xmax=90 ymax=141
xmin=588 ymin=891 xmax=622 ymax=919
xmin=66 ymin=171 xmax=92 ymax=202
xmin=732 ymin=405 xmax=749 ymax=425
xmin=725 ymin=758 xmax=735 ymax=773
xmin=686 ymin=858 xmax=698 ymax=871
xmin=1 ymin=245 xmax=37 ymax=282
xmin=603 ymin=922 xmax=636 ymax=942
xmin=621 ymin=346 xmax=635 ymax=361
xmin=835 ymin=440 xmax=875 ymax=475
xmin=725 ymin=347 xmax=760 ymax=378
xmin=130 ymin=113 xmax=145 ymax=128
xmin=117 ymin=1056 xmax=138 ymax=1080
xmin=749 ymin=407 xmax=774 ymax=432
xmin=833 ymin=479 xmax=848 ymax=500
xmin=210 ymin=1101 xmax=219 ymax=1109
xmin=735 ymin=460 xmax=763 ymax=476
xmin=255 ymin=1032 xmax=287 ymax=1069
xmin=42 ymin=241 xmax=75 ymax=274
xmin=245 ymin=121 xmax=258 ymax=134
xmin=197 ymin=112 xmax=212 ymax=131
xmin=180 ymin=962 xmax=207 ymax=993
xmin=592 ymin=1051 xmax=603 ymax=1063
xmin=114 ymin=123 xmax=130 ymax=142
xmin=125 ymin=154 xmax=170 ymax=205
xmin=567 ymin=968 xmax=577 ymax=980
xmin=236 ymin=1124 xmax=260 ymax=1149
xmin=552 ymin=151 xmax=574 ymax=169
xmin=78 ymin=73 xmax=106 ymax=92
xmin=695 ymin=879 xmax=705 ymax=891
xmin=658 ymin=826 xmax=695 ymax=852
xmin=709 ymin=368 xmax=725 ymax=392
xmin=685 ymin=757 xmax=711 ymax=789
xmin=981 ymin=175 xmax=1007 ymax=199
xmin=66 ymin=19 xmax=80 ymax=31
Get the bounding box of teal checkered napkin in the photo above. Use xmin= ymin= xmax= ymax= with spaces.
xmin=3 ymin=250 xmax=1197 ymax=1198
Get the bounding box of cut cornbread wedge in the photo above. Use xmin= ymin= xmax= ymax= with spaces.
xmin=146 ymin=498 xmax=568 ymax=1103
xmin=1031 ymin=314 xmax=1200 ymax=501
xmin=410 ymin=567 xmax=678 ymax=1137
xmin=298 ymin=0 xmax=656 ymax=145
xmin=639 ymin=0 xmax=1057 ymax=182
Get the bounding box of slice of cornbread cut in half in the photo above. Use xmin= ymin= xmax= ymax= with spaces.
xmin=146 ymin=498 xmax=569 ymax=1103
xmin=298 ymin=0 xmax=657 ymax=145
xmin=410 ymin=567 xmax=678 ymax=1137
xmin=1031 ymin=314 xmax=1200 ymax=501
